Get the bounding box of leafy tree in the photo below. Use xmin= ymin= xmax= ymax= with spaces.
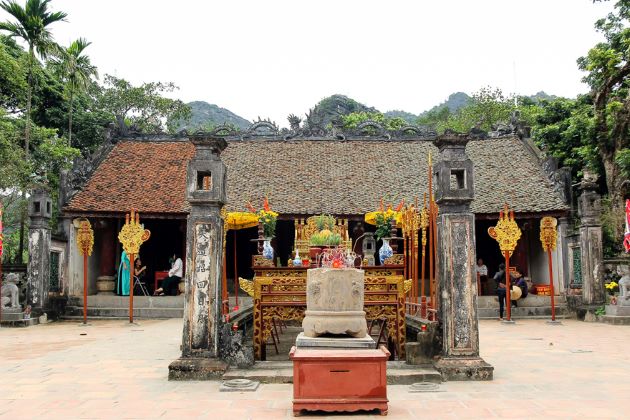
xmin=0 ymin=109 xmax=28 ymax=190
xmin=436 ymin=87 xmax=516 ymax=133
xmin=577 ymin=0 xmax=630 ymax=242
xmin=0 ymin=35 xmax=27 ymax=113
xmin=0 ymin=0 xmax=67 ymax=262
xmin=98 ymin=74 xmax=191 ymax=134
xmin=51 ymin=38 xmax=98 ymax=146
xmin=530 ymin=95 xmax=597 ymax=180
xmin=416 ymin=106 xmax=452 ymax=129
xmin=0 ymin=0 xmax=67 ymax=158
xmin=341 ymin=111 xmax=407 ymax=131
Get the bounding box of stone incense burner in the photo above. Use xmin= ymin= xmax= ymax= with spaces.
xmin=301 ymin=267 xmax=367 ymax=338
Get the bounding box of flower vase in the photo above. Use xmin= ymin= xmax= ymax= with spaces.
xmin=293 ymin=249 xmax=302 ymax=266
xmin=262 ymin=238 xmax=274 ymax=260
xmin=379 ymin=238 xmax=393 ymax=265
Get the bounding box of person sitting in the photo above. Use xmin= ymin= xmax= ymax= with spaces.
xmin=135 ymin=258 xmax=147 ymax=281
xmin=513 ymin=272 xmax=528 ymax=305
xmin=510 ymin=271 xmax=527 ymax=308
xmin=154 ymin=253 xmax=182 ymax=296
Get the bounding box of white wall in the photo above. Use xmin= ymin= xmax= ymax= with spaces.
xmin=527 ymin=220 xmax=563 ymax=292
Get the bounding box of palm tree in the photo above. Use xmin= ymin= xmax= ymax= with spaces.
xmin=0 ymin=0 xmax=67 ymax=262
xmin=53 ymin=38 xmax=98 ymax=147
xmin=0 ymin=0 xmax=67 ymax=158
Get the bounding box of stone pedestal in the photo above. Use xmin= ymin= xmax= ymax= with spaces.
xmin=27 ymin=189 xmax=53 ymax=314
xmin=96 ymin=275 xmax=115 ymax=295
xmin=302 ymin=268 xmax=367 ymax=338
xmin=406 ymin=327 xmax=437 ymax=365
xmin=433 ymin=133 xmax=493 ymax=381
xmin=605 ymin=304 xmax=630 ymax=316
xmin=295 ymin=332 xmax=375 ymax=349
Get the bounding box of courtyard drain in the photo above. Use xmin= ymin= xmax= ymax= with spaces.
xmin=220 ymin=378 xmax=260 ymax=392
xmin=409 ymin=382 xmax=443 ymax=393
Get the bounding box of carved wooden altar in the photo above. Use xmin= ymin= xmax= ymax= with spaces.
xmin=242 ymin=265 xmax=409 ymax=361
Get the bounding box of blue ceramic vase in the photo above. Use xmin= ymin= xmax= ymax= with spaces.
xmin=379 ymin=238 xmax=393 ymax=265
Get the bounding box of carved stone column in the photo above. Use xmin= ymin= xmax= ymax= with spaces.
xmin=27 ymin=189 xmax=53 ymax=314
xmin=169 ymin=135 xmax=228 ymax=379
xmin=578 ymin=173 xmax=605 ymax=306
xmin=557 ymin=217 xmax=570 ymax=292
xmin=432 ymin=133 xmax=493 ymax=381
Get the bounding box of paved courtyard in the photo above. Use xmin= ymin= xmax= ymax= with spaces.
xmin=1 ymin=318 xmax=629 ymax=419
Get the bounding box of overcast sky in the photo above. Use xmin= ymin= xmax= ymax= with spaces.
xmin=1 ymin=0 xmax=616 ymax=126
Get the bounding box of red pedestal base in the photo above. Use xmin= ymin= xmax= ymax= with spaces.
xmin=289 ymin=345 xmax=389 ymax=416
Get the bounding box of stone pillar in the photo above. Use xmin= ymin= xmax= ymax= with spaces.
xmin=578 ymin=174 xmax=605 ymax=306
xmin=557 ymin=217 xmax=570 ymax=291
xmin=432 ymin=133 xmax=493 ymax=381
xmin=27 ymin=189 xmax=52 ymax=314
xmin=94 ymin=220 xmax=116 ymax=295
xmin=169 ymin=135 xmax=228 ymax=380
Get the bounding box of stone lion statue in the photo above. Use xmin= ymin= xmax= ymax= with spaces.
xmin=1 ymin=273 xmax=20 ymax=309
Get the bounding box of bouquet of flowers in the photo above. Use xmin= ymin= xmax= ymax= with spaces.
xmin=373 ymin=199 xmax=404 ymax=240
xmin=605 ymin=281 xmax=619 ymax=296
xmin=247 ymin=197 xmax=278 ymax=238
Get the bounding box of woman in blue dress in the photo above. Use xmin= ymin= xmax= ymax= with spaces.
xmin=118 ymin=250 xmax=131 ymax=296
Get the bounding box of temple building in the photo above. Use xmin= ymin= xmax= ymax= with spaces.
xmin=55 ymin=119 xmax=572 ymax=314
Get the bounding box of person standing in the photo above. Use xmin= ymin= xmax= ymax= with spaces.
xmin=494 ymin=263 xmax=506 ymax=320
xmin=118 ymin=250 xmax=131 ymax=296
xmin=154 ymin=253 xmax=183 ymax=296
xmin=476 ymin=258 xmax=488 ymax=295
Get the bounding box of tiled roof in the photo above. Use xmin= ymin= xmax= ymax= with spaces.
xmin=65 ymin=141 xmax=195 ymax=214
xmin=65 ymin=137 xmax=569 ymax=216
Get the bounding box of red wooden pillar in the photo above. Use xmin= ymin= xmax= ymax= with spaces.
xmin=99 ymin=222 xmax=115 ymax=278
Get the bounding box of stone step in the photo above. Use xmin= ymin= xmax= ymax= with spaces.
xmin=476 ymin=295 xmax=567 ymax=309
xmin=223 ymin=361 xmax=293 ymax=384
xmin=67 ymin=295 xmax=184 ymax=309
xmin=63 ymin=306 xmax=183 ymax=319
xmin=0 ymin=317 xmax=39 ymax=328
xmin=478 ymin=305 xmax=570 ymax=320
xmin=598 ymin=315 xmax=630 ymax=325
xmin=222 ymin=360 xmax=442 ymax=385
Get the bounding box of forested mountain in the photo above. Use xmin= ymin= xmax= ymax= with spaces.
xmin=383 ymin=110 xmax=418 ymax=124
xmin=173 ymin=101 xmax=251 ymax=131
xmin=306 ymin=94 xmax=377 ymax=127
xmin=183 ymin=91 xmax=559 ymax=130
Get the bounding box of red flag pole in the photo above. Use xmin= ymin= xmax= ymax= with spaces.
xmin=547 ymin=249 xmax=556 ymax=321
xmin=129 ymin=252 xmax=134 ymax=324
xmin=83 ymin=253 xmax=88 ymax=325
xmin=505 ymin=251 xmax=512 ymax=322
xmin=233 ymin=230 xmax=239 ymax=308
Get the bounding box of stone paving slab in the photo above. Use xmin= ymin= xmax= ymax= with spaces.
xmin=1 ymin=318 xmax=630 ymax=419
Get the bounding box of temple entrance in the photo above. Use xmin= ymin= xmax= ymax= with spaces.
xmin=115 ymin=218 xmax=186 ymax=295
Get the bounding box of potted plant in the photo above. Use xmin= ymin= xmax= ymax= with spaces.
xmin=309 ymin=214 xmax=342 ymax=260
xmin=247 ymin=197 xmax=278 ymax=260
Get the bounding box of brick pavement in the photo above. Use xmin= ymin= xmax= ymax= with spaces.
xmin=1 ymin=318 xmax=629 ymax=419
